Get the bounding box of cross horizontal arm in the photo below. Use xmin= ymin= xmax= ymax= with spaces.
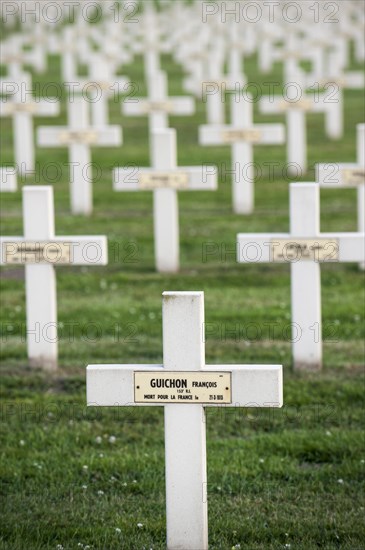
xmin=113 ymin=167 xmax=217 ymax=191
xmin=0 ymin=100 xmax=60 ymax=117
xmin=86 ymin=364 xmax=283 ymax=407
xmin=123 ymin=97 xmax=194 ymax=115
xmin=199 ymin=124 xmax=285 ymax=145
xmin=0 ymin=236 xmax=108 ymax=265
xmin=316 ymin=163 xmax=364 ymax=187
xmin=237 ymin=233 xmax=365 ymax=263
xmin=74 ymin=76 xmax=130 ymax=92
xmin=37 ymin=126 xmax=122 ymax=146
xmin=260 ymin=96 xmax=315 ymax=113
xmin=0 ymin=167 xmax=17 ymax=192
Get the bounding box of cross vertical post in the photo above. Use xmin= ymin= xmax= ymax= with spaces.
xmin=357 ymin=124 xmax=365 ymax=253
xmin=290 ymin=184 xmax=322 ymax=370
xmin=14 ymin=90 xmax=34 ymax=175
xmin=152 ymin=130 xmax=179 ymax=273
xmin=23 ymin=187 xmax=58 ymax=370
xmin=163 ymin=292 xmax=208 ymax=550
xmin=231 ymin=94 xmax=254 ymax=214
xmin=68 ymin=98 xmax=92 ymax=215
xmin=287 ymin=108 xmax=306 ymax=174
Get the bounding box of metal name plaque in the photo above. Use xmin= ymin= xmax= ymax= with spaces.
xmin=271 ymin=239 xmax=339 ymax=262
xmin=142 ymin=101 xmax=173 ymax=113
xmin=279 ymin=99 xmax=312 ymax=111
xmin=221 ymin=129 xmax=262 ymax=143
xmin=139 ymin=171 xmax=189 ymax=190
xmin=4 ymin=102 xmax=37 ymax=115
xmin=58 ymin=130 xmax=99 ymax=145
xmin=342 ymin=168 xmax=365 ymax=185
xmin=134 ymin=371 xmax=232 ymax=404
xmin=3 ymin=241 xmax=72 ymax=264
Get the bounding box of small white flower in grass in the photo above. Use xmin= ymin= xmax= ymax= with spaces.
xmin=19 ymin=440 xmax=25 ymax=446
xmin=115 ymin=528 xmax=121 ymax=534
xmin=259 ymin=458 xmax=265 ymax=463
xmin=122 ymin=482 xmax=127 ymax=487
xmin=137 ymin=523 xmax=143 ymax=528
xmin=95 ymin=436 xmax=102 ymax=444
xmin=82 ymin=485 xmax=87 ymax=490
xmin=83 ymin=465 xmax=88 ymax=471
xmin=337 ymin=479 xmax=344 ymax=484
xmin=97 ymin=490 xmax=104 ymax=496
xmin=360 ymin=459 xmax=365 ymax=464
xmin=84 ymin=546 xmax=90 ymax=550
xmin=99 ymin=453 xmax=104 ymax=458
xmin=56 ymin=546 xmax=64 ymax=550
xmin=132 ymin=479 xmax=137 ymax=484
xmin=284 ymin=545 xmax=291 ymax=549
xmin=326 ymin=431 xmax=332 ymax=436
xmin=109 ymin=435 xmax=116 ymax=444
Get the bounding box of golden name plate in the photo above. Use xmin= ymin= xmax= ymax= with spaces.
xmin=142 ymin=101 xmax=173 ymax=113
xmin=3 ymin=241 xmax=72 ymax=265
xmin=221 ymin=129 xmax=262 ymax=143
xmin=58 ymin=130 xmax=99 ymax=145
xmin=279 ymin=99 xmax=312 ymax=112
xmin=3 ymin=102 xmax=37 ymax=115
xmin=139 ymin=171 xmax=189 ymax=190
xmin=342 ymin=168 xmax=365 ymax=185
xmin=134 ymin=371 xmax=232 ymax=404
xmin=271 ymin=239 xmax=339 ymax=262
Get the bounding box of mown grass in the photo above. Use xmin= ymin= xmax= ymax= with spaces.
xmin=0 ymin=23 xmax=365 ymax=550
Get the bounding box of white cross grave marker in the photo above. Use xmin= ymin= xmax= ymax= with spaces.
xmin=0 ymin=186 xmax=108 ymax=370
xmin=87 ymin=290 xmax=283 ymax=549
xmin=75 ymin=53 xmax=130 ymax=126
xmin=304 ymin=70 xmax=364 ymax=140
xmin=37 ymin=97 xmax=122 ymax=215
xmin=0 ymin=166 xmax=17 ymax=192
xmin=237 ymin=183 xmax=365 ymax=371
xmin=316 ymin=123 xmax=365 ymax=270
xmin=259 ymin=93 xmax=329 ymax=175
xmin=122 ymin=70 xmax=194 ymax=132
xmin=114 ymin=128 xmax=217 ymax=273
xmin=199 ymin=93 xmax=285 ymax=214
xmin=0 ymin=91 xmax=60 ymax=175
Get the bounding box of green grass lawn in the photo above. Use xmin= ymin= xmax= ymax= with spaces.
xmin=0 ymin=38 xmax=364 ymax=550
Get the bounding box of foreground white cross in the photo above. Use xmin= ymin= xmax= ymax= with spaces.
xmin=114 ymin=128 xmax=217 ymax=273
xmin=37 ymin=97 xmax=122 ymax=215
xmin=0 ymin=186 xmax=108 ymax=370
xmin=199 ymin=94 xmax=285 ymax=214
xmin=122 ymin=70 xmax=194 ymax=132
xmin=0 ymin=91 xmax=59 ymax=175
xmin=316 ymin=123 xmax=365 ymax=269
xmin=87 ymin=291 xmax=283 ymax=549
xmin=0 ymin=167 xmax=17 ymax=192
xmin=237 ymin=183 xmax=364 ymax=371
